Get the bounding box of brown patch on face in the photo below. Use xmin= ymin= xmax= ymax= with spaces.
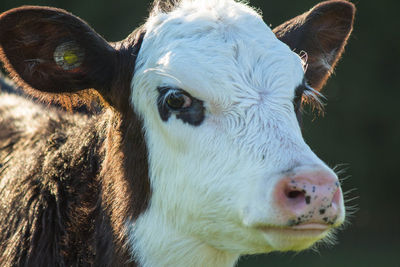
xmin=99 ymin=31 xmax=150 ymax=254
xmin=273 ymin=0 xmax=355 ymax=91
xmin=99 ymin=109 xmax=150 ymax=257
xmin=107 ymin=29 xmax=145 ymax=113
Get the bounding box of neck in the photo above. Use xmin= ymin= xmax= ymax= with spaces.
xmin=128 ymin=209 xmax=240 ymax=267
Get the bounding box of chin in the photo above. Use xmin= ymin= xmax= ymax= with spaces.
xmin=255 ymin=226 xmax=333 ymax=252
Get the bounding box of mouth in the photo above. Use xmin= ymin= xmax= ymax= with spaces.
xmin=257 ymin=223 xmax=331 ymax=236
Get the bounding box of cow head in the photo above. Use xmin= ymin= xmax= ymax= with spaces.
xmin=0 ymin=0 xmax=355 ymax=264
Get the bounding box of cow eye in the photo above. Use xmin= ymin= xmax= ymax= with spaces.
xmin=166 ymin=92 xmax=191 ymax=110
xmin=157 ymin=86 xmax=205 ymax=126
xmin=165 ymin=90 xmax=192 ymax=110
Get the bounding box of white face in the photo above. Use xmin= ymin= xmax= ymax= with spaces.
xmin=130 ymin=0 xmax=345 ymax=257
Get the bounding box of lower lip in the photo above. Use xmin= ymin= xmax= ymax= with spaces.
xmin=290 ymin=223 xmax=330 ymax=230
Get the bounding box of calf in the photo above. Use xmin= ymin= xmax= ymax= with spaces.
xmin=0 ymin=0 xmax=355 ymax=266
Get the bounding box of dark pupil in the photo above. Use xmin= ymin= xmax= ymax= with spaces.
xmin=167 ymin=94 xmax=185 ymax=109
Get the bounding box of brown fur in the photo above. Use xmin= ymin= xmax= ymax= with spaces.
xmin=273 ymin=0 xmax=355 ymax=91
xmin=0 ymin=95 xmax=149 ymax=266
xmin=0 ymin=6 xmax=149 ymax=265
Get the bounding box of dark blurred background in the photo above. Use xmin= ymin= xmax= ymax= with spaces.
xmin=1 ymin=0 xmax=399 ymax=266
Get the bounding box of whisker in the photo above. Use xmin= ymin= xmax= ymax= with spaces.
xmin=344 ymin=196 xmax=359 ymax=203
xmin=339 ymin=175 xmax=352 ymax=183
xmin=332 ymin=163 xmax=350 ymax=176
xmin=343 ymin=188 xmax=358 ymax=196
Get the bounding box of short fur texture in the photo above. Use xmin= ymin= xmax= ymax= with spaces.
xmin=0 ymin=93 xmax=149 ymax=267
xmin=0 ymin=0 xmax=355 ymax=266
xmin=0 ymin=11 xmax=149 ymax=265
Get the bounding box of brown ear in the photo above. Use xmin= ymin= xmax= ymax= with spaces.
xmin=273 ymin=0 xmax=355 ymax=91
xmin=0 ymin=6 xmax=117 ymax=104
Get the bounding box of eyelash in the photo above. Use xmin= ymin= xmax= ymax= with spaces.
xmin=295 ymin=83 xmax=325 ymax=115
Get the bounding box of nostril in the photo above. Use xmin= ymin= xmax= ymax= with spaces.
xmin=273 ymin=169 xmax=344 ymax=226
xmin=284 ymin=187 xmax=308 ymax=206
xmin=287 ymin=190 xmax=304 ymax=199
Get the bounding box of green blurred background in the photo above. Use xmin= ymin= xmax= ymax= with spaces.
xmin=1 ymin=0 xmax=399 ymax=266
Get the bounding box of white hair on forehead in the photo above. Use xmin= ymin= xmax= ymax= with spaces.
xmin=145 ymin=0 xmax=266 ymax=47
xmin=138 ymin=0 xmax=305 ymax=117
xmin=151 ymin=0 xmax=261 ymax=17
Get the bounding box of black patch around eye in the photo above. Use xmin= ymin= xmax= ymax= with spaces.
xmin=157 ymin=87 xmax=205 ymax=126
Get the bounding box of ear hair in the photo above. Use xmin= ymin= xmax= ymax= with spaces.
xmin=273 ymin=0 xmax=356 ymax=91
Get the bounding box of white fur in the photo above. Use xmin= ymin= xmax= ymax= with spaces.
xmin=128 ymin=0 xmax=344 ymax=266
